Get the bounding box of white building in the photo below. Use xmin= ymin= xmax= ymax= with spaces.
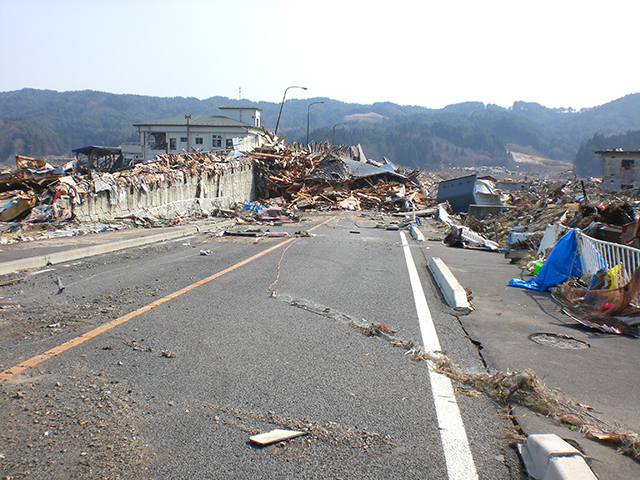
xmin=123 ymin=107 xmax=264 ymax=162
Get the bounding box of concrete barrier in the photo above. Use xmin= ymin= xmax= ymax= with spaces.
xmin=427 ymin=257 xmax=472 ymax=313
xmin=62 ymin=160 xmax=256 ymax=222
xmin=518 ymin=434 xmax=597 ymax=480
xmin=0 ymin=227 xmax=202 ymax=276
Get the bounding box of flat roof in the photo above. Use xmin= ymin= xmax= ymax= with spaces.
xmin=73 ymin=145 xmax=122 ymax=156
xmin=595 ymin=149 xmax=640 ymax=155
xmin=134 ymin=114 xmax=252 ymax=128
xmin=219 ymin=106 xmax=262 ymax=111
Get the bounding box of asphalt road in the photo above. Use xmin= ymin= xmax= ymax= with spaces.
xmin=0 ymin=212 xmax=526 ymax=479
xmin=435 ymin=242 xmax=640 ymax=480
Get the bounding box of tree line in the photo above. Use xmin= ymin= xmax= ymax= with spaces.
xmin=1 ymin=88 xmax=640 ymax=174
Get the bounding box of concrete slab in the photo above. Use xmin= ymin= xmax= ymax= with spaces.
xmin=518 ymin=434 xmax=596 ymax=480
xmin=427 ymin=257 xmax=473 ymax=313
xmin=0 ymin=220 xmax=235 ymax=276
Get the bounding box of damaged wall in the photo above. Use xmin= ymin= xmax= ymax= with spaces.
xmin=597 ymin=150 xmax=640 ymax=191
xmin=61 ymin=161 xmax=256 ymax=222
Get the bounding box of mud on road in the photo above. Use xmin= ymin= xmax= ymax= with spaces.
xmin=0 ymin=231 xmax=320 ymax=478
xmin=0 ymin=239 xmax=207 ymax=478
xmin=1 ymin=364 xmax=151 ymax=479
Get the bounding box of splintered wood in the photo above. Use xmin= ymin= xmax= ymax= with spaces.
xmin=247 ymin=140 xmax=428 ymax=212
xmin=249 ymin=429 xmax=305 ymax=445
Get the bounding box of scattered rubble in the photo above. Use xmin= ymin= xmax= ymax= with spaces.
xmin=1 ymin=134 xmax=435 ymax=243
xmin=432 ymin=174 xmax=640 ymax=338
xmin=247 ymin=135 xmax=429 ymax=213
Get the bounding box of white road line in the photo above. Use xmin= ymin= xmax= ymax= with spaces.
xmin=400 ymin=232 xmax=479 ymax=480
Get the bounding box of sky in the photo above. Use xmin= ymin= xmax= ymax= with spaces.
xmin=1 ymin=0 xmax=638 ymax=110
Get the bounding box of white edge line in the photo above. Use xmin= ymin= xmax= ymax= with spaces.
xmin=400 ymin=232 xmax=479 ymax=480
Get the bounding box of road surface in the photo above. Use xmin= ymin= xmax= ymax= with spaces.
xmin=1 ymin=212 xmax=524 ymax=479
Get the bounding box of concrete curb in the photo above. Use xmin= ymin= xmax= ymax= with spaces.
xmin=518 ymin=434 xmax=597 ymax=480
xmin=0 ymin=227 xmax=202 ymax=276
xmin=409 ymin=223 xmax=425 ymax=242
xmin=427 ymin=257 xmax=472 ymax=313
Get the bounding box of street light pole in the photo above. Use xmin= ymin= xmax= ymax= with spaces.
xmin=306 ymin=101 xmax=324 ymax=146
xmin=274 ymin=86 xmax=307 ymax=135
xmin=332 ymin=122 xmax=347 ymax=145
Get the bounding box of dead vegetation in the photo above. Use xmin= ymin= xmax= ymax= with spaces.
xmin=280 ymin=293 xmax=640 ymax=461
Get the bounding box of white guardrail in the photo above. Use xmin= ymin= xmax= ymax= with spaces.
xmin=538 ymin=224 xmax=640 ymax=288
xmin=579 ymin=233 xmax=640 ymax=287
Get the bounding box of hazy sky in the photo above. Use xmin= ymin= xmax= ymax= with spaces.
xmin=1 ymin=0 xmax=637 ymax=110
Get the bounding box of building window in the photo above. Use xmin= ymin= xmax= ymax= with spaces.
xmin=226 ymin=139 xmax=234 ymax=149
xmin=195 ymin=137 xmax=203 ymax=145
xmin=149 ymin=132 xmax=167 ymax=150
xmin=169 ymin=138 xmax=177 ymax=151
xmin=622 ymin=159 xmax=635 ymax=170
xmin=180 ymin=137 xmax=188 ymax=143
xmin=212 ymin=135 xmax=222 ymax=148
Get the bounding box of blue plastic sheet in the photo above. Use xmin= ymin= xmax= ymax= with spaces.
xmin=242 ymin=201 xmax=263 ymax=211
xmin=509 ymin=229 xmax=582 ymax=291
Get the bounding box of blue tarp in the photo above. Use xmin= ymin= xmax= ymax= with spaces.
xmin=509 ymin=229 xmax=582 ymax=291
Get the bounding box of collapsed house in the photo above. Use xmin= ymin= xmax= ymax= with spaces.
xmin=73 ymin=146 xmax=130 ymax=173
xmin=248 ymin=135 xmax=426 ymax=212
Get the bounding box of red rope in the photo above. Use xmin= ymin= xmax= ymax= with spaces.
xmin=266 ymin=240 xmax=297 ymax=296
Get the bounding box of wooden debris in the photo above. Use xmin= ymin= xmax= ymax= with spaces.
xmin=249 ymin=429 xmax=305 ymax=446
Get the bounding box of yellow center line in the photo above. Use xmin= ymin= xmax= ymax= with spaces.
xmin=0 ymin=215 xmax=338 ymax=382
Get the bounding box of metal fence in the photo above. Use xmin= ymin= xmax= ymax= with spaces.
xmin=578 ymin=232 xmax=640 ymax=287
xmin=539 ymin=224 xmax=640 ymax=288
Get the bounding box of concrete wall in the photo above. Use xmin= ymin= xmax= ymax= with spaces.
xmin=602 ymin=152 xmax=640 ymax=191
xmin=64 ymin=160 xmax=256 ymax=222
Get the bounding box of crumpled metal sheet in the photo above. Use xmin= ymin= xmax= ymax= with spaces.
xmin=308 ymin=156 xmax=407 ymax=183
xmin=309 ymin=157 xmax=350 ymax=181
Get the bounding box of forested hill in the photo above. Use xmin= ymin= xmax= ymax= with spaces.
xmin=1 ymin=88 xmax=640 ymax=174
xmin=575 ymin=130 xmax=640 ymax=176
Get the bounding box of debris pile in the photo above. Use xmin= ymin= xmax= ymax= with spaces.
xmin=246 ymin=133 xmax=429 ymax=212
xmin=433 ymin=174 xmax=640 ymax=337
xmin=436 ymin=176 xmax=640 ymax=256
xmin=1 ymin=133 xmax=436 ymax=241
xmin=555 ymin=268 xmax=640 ymax=337
xmin=0 ymin=150 xmax=253 ymax=242
xmin=0 ymin=156 xmax=76 ymax=223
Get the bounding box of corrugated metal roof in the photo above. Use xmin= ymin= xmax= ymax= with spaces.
xmin=437 ymin=175 xmax=477 ymax=213
xmin=310 ymin=157 xmax=407 ymax=182
xmin=342 ymin=158 xmax=395 ymax=178
xmin=310 ymin=157 xmax=350 ymax=181
xmin=134 ymin=114 xmax=251 ymax=128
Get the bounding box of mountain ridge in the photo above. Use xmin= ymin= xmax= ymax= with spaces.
xmin=1 ymin=88 xmax=639 ymax=174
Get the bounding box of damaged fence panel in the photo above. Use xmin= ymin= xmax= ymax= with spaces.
xmin=579 ymin=233 xmax=640 ymax=288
